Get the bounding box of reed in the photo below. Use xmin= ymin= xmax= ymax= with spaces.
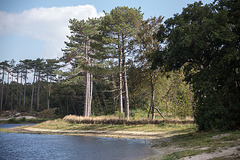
xmin=63 ymin=115 xmax=194 ymax=125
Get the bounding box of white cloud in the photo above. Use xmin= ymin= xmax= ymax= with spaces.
xmin=0 ymin=5 xmax=104 ymax=59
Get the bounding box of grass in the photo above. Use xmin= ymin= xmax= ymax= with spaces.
xmin=158 ymin=130 xmax=240 ymax=160
xmin=63 ymin=115 xmax=194 ymax=125
xmin=162 ymin=150 xmax=206 ymax=160
xmin=32 ymin=118 xmax=195 ymax=136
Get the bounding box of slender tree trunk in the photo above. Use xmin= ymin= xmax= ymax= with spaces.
xmin=112 ymin=74 xmax=117 ymax=111
xmin=47 ymin=75 xmax=52 ymax=110
xmin=118 ymin=34 xmax=123 ymax=114
xmin=88 ymin=73 xmax=93 ymax=117
xmin=5 ymin=72 xmax=10 ymax=107
xmin=122 ymin=34 xmax=129 ymax=120
xmin=166 ymin=98 xmax=169 ymax=116
xmin=10 ymin=73 xmax=13 ymax=110
xmin=150 ymin=75 xmax=155 ymax=119
xmin=46 ymin=74 xmax=49 ymax=109
xmin=84 ymin=71 xmax=90 ymax=117
xmin=23 ymin=71 xmax=27 ymax=109
xmin=0 ymin=68 xmax=5 ymax=110
xmin=19 ymin=72 xmax=23 ymax=109
xmin=123 ymin=68 xmax=129 ymax=119
xmin=37 ymin=71 xmax=40 ymax=111
xmin=31 ymin=68 xmax=36 ymax=112
xmin=84 ymin=39 xmax=92 ymax=117
xmin=16 ymin=72 xmax=19 ymax=108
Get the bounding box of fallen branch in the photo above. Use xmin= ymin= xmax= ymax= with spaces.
xmin=154 ymin=107 xmax=165 ymax=118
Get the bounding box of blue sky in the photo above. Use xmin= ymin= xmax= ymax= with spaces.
xmin=0 ymin=0 xmax=214 ymax=62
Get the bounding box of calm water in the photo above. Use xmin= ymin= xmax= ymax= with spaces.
xmin=0 ymin=124 xmax=154 ymax=160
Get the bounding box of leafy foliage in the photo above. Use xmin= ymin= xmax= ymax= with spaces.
xmin=153 ymin=0 xmax=240 ymax=130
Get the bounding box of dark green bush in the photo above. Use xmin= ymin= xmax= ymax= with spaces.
xmin=195 ymin=93 xmax=240 ymax=131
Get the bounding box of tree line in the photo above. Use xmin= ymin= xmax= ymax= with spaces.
xmin=0 ymin=59 xmax=61 ymax=112
xmin=1 ymin=0 xmax=239 ymax=130
xmin=0 ymin=7 xmax=193 ymax=119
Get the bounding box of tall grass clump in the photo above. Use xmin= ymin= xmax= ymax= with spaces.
xmin=63 ymin=115 xmax=194 ymax=125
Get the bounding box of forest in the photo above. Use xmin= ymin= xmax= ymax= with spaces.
xmin=0 ymin=0 xmax=239 ymax=131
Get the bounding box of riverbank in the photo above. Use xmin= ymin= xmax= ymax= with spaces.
xmin=0 ymin=109 xmax=57 ymax=124
xmin=147 ymin=130 xmax=240 ymax=160
xmin=0 ymin=119 xmax=195 ymax=139
xmin=0 ymin=118 xmax=239 ymax=159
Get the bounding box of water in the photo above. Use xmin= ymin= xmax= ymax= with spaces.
xmin=0 ymin=124 xmax=154 ymax=160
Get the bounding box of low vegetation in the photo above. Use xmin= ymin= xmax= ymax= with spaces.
xmin=32 ymin=118 xmax=195 ymax=134
xmin=0 ymin=117 xmax=48 ymax=124
xmin=152 ymin=130 xmax=240 ymax=160
xmin=63 ymin=115 xmax=194 ymax=125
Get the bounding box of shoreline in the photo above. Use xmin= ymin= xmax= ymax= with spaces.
xmin=0 ymin=124 xmax=174 ymax=159
xmin=1 ymin=121 xmax=239 ymax=160
xmin=1 ymin=125 xmax=169 ymax=139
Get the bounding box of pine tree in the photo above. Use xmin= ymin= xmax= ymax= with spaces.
xmin=101 ymin=7 xmax=143 ymax=119
xmin=62 ymin=18 xmax=99 ymax=117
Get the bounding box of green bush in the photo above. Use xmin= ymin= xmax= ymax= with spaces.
xmin=195 ymin=93 xmax=240 ymax=131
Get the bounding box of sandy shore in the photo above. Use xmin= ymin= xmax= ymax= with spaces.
xmin=5 ymin=126 xmax=166 ymax=139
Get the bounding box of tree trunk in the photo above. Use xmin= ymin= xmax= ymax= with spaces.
xmin=23 ymin=71 xmax=27 ymax=110
xmin=5 ymin=71 xmax=10 ymax=107
xmin=150 ymin=75 xmax=155 ymax=119
xmin=16 ymin=71 xmax=19 ymax=109
xmin=155 ymin=107 xmax=165 ymax=118
xmin=122 ymin=34 xmax=129 ymax=120
xmin=118 ymin=34 xmax=123 ymax=114
xmin=112 ymin=74 xmax=117 ymax=111
xmin=37 ymin=71 xmax=40 ymax=111
xmin=19 ymin=72 xmax=23 ymax=109
xmin=123 ymin=69 xmax=129 ymax=120
xmin=84 ymin=71 xmax=90 ymax=117
xmin=84 ymin=39 xmax=92 ymax=117
xmin=30 ymin=67 xmax=36 ymax=112
xmin=46 ymin=74 xmax=49 ymax=109
xmin=0 ymin=68 xmax=5 ymax=110
xmin=88 ymin=73 xmax=93 ymax=117
xmin=47 ymin=74 xmax=52 ymax=110
xmin=10 ymin=73 xmax=13 ymax=110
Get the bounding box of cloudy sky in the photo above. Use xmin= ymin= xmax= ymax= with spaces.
xmin=0 ymin=0 xmax=214 ymax=62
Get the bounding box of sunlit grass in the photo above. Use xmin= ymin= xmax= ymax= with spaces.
xmin=158 ymin=130 xmax=240 ymax=160
xmin=31 ymin=118 xmax=196 ymax=136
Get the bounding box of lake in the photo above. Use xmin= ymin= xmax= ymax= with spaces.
xmin=0 ymin=124 xmax=155 ymax=160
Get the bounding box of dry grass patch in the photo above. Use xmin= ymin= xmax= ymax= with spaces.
xmin=63 ymin=115 xmax=194 ymax=125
